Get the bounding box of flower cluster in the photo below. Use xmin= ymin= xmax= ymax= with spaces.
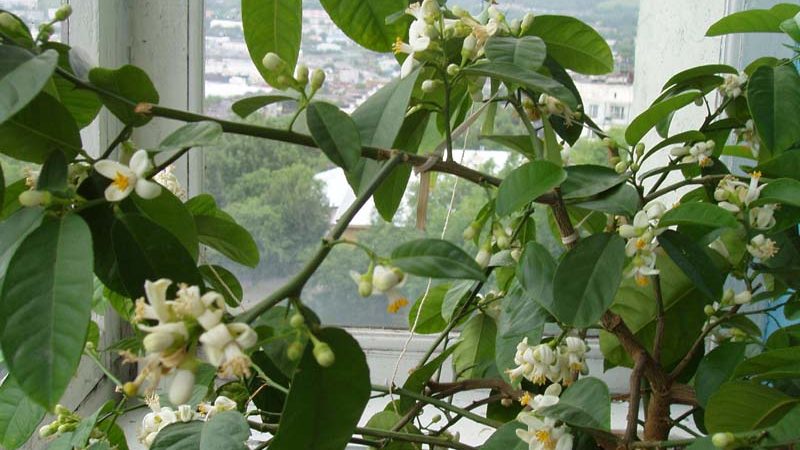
xmin=506 ymin=337 xmax=588 ymax=387
xmin=138 ymin=395 xmax=237 ymax=447
xmin=125 ymin=280 xmax=256 ymax=406
xmin=539 ymin=94 xmax=580 ymax=125
xmin=38 ymin=404 xmax=83 ymax=439
xmin=95 ymin=149 xmax=162 ymax=202
xmin=350 ymin=265 xmax=410 ymax=314
xmin=715 ymin=172 xmax=777 ymax=230
xmin=154 ymin=164 xmax=186 ymax=200
xmin=747 ymin=234 xmax=779 ymax=261
xmin=516 ymin=384 xmax=574 ymax=450
xmin=719 ymin=72 xmax=747 ymax=98
xmin=18 ymin=163 xmax=90 ymax=208
xmin=736 ymin=119 xmax=760 ymax=158
xmin=670 ymin=140 xmax=716 ymax=167
xmin=618 ymin=202 xmax=666 ymax=286
xmin=261 ymin=53 xmax=325 ymax=92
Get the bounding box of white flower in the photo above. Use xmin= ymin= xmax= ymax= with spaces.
xmin=199 ymin=323 xmax=256 ymax=378
xmin=392 ymin=20 xmax=432 ymax=78
xmin=644 ymin=201 xmax=667 ymax=220
xmin=475 ymin=246 xmax=492 ymax=268
xmin=562 ymin=337 xmax=587 ymax=372
xmin=136 ymin=279 xmax=173 ymax=323
xmin=202 ymin=396 xmax=237 ymax=420
xmin=516 ymin=414 xmax=574 ymax=450
xmin=749 ymin=204 xmax=777 ymax=230
xmin=747 ymin=234 xmax=779 ymax=261
xmin=373 ymin=265 xmax=405 ymax=292
xmin=528 ymin=384 xmax=562 ymax=412
xmin=138 ymin=399 xmax=178 ymax=448
xmin=681 ymin=140 xmax=715 ymax=167
xmin=734 ymin=290 xmax=752 ymax=305
xmin=176 ymin=404 xmax=197 ymax=423
xmin=94 ymin=149 xmax=161 ymax=201
xmin=627 ymin=252 xmax=660 ymax=287
xmin=168 ymin=369 xmax=195 ymax=406
xmin=719 ymin=73 xmax=747 ymax=98
xmin=154 ymin=165 xmax=186 ymax=200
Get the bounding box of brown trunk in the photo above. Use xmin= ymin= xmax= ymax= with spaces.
xmin=644 ymin=387 xmax=672 ymax=442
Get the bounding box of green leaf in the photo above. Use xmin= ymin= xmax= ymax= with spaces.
xmin=485 ymin=36 xmax=547 ymax=72
xmin=126 ymin=189 xmax=199 ymax=260
xmin=269 ymin=328 xmax=370 ymax=450
xmin=0 ymin=93 xmax=82 ymax=163
xmin=694 ymin=342 xmax=747 ymax=408
xmin=463 ymin=61 xmax=578 ymax=109
xmin=231 ymin=94 xmax=295 ymax=118
xmin=151 ymin=411 xmax=250 ymax=450
xmin=318 ymin=0 xmax=411 ymax=52
xmin=662 ymin=64 xmax=738 ymax=91
xmin=88 ymin=65 xmax=159 ymax=127
xmin=0 ymin=208 xmax=44 ymax=286
xmin=561 ymin=165 xmax=627 ymax=200
xmin=407 ymin=283 xmax=449 ymax=334
xmin=480 ymin=134 xmax=538 ymax=160
xmin=199 ymin=265 xmax=243 ymax=307
xmin=242 ymin=0 xmax=302 ymax=87
xmin=0 ymin=46 xmax=58 ymax=125
xmin=306 ymin=102 xmax=362 ymax=171
xmin=706 ymin=4 xmax=800 ymax=36
xmin=352 ymin=70 xmax=420 ymax=149
xmin=705 ymin=381 xmax=798 ymax=433
xmin=43 ymin=42 xmax=102 ymax=128
xmin=552 ymin=233 xmax=626 ymax=328
xmin=157 ymin=121 xmax=222 ymax=152
xmin=194 ymin=214 xmax=259 ymax=268
xmin=496 ymin=161 xmax=566 ymax=217
xmin=496 ymin=288 xmax=547 ymax=383
xmin=747 ymin=65 xmax=800 ymax=153
xmin=764 ymin=405 xmax=800 ymax=446
xmin=391 ymin=239 xmax=486 ymax=281
xmin=658 ymin=202 xmax=739 ymax=229
xmin=657 ymin=230 xmax=723 ymax=301
xmin=516 ymin=241 xmax=556 ymax=314
xmin=539 ymin=377 xmax=611 ymax=431
xmin=441 ymin=280 xmax=473 ymax=322
xmin=364 ymin=411 xmax=420 ymax=450
xmin=37 ymin=150 xmax=68 ymax=193
xmin=734 ymin=347 xmax=800 ymax=381
xmin=753 ymin=178 xmax=800 ymax=208
xmin=399 ymin=344 xmax=459 ymax=414
xmin=481 ymin=421 xmax=527 ymax=450
xmin=0 ymin=215 xmax=93 ymax=408
xmin=575 ymin=184 xmax=640 ymax=217
xmin=453 ymin=314 xmax=497 ymax=380
xmin=111 ymin=214 xmax=203 ymax=299
xmin=524 ymin=15 xmax=613 ymax=75
xmin=625 ymin=90 xmax=702 ymax=145
xmin=0 ymin=376 xmax=46 ymax=449
xmin=756 ymin=150 xmax=800 ymax=180
xmin=781 ymin=16 xmax=800 ymax=41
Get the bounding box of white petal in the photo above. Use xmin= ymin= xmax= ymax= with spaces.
xmin=168 ymin=369 xmax=195 ymax=406
xmin=228 ymin=323 xmax=258 ymax=349
xmin=400 ymin=55 xmax=417 ymax=79
xmin=130 ymin=149 xmax=153 ymax=176
xmin=144 ymin=279 xmax=172 ymax=322
xmin=411 ymin=36 xmax=431 ymax=52
xmin=104 ymin=183 xmax=133 ymax=202
xmin=203 ymin=344 xmax=224 ymax=367
xmin=199 ymin=323 xmax=234 ymax=348
xmin=136 ymin=179 xmax=162 ymax=199
xmin=94 ymin=160 xmax=132 ymax=180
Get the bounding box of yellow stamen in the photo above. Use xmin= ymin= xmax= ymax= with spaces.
xmin=636 ymin=238 xmax=647 ymax=250
xmin=535 ymin=429 xmax=556 ymax=450
xmin=752 ymin=170 xmax=762 ymax=179
xmin=392 ymin=37 xmax=404 ymax=54
xmin=519 ymin=391 xmax=532 ymax=406
xmin=113 ymin=171 xmax=131 ymax=191
xmin=387 ymin=297 xmax=409 ymax=314
xmin=635 ymin=273 xmax=650 ymax=287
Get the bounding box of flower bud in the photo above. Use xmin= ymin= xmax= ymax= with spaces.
xmin=143 ymin=331 xmax=175 ymax=353
xmin=704 ymin=304 xmax=716 ymax=316
xmin=313 ymin=342 xmax=335 ymax=367
xmin=261 ymin=52 xmax=286 ymax=72
xmin=54 ymin=4 xmax=73 ymax=21
xmin=169 ymin=369 xmax=195 ymax=406
xmin=734 ymin=290 xmax=752 ymax=305
xmin=511 ymin=248 xmax=522 ymax=262
xmin=614 ymin=161 xmax=629 ymax=174
xmin=461 ymin=34 xmax=477 ymax=61
xmin=521 ymin=13 xmax=536 ymax=33
xmin=275 ymin=75 xmax=292 ymax=90
xmin=722 ymin=288 xmax=735 ymax=305
xmin=54 ymin=404 xmax=71 ymax=417
xmin=609 ymin=156 xmax=620 ymax=165
xmin=177 ymin=404 xmax=195 ymax=423
xmin=451 ymin=6 xmax=469 ymax=18
xmin=310 ymin=68 xmax=326 ymax=91
xmin=446 ymin=64 xmax=460 ymax=77
xmin=635 ymin=142 xmax=645 ymax=157
xmin=501 ymin=397 xmax=513 ymax=407
xmin=358 ymin=278 xmax=373 ymax=297
xmin=421 ymin=79 xmax=442 ymax=93
xmin=39 ymin=423 xmax=58 ymax=438
xmin=19 ymin=190 xmax=51 ymax=207
xmin=712 ymin=432 xmax=735 ymax=449
xmin=287 ymin=341 xmax=304 ymax=361
xmin=294 ymin=64 xmax=309 ymax=86
xmin=431 ymin=414 xmax=442 ymax=423
xmin=122 ymin=381 xmax=139 ymax=398
xmin=510 ymin=18 xmax=521 ymax=36
xmin=694 ymin=95 xmax=705 ymax=106
xmin=57 ymin=423 xmax=76 ymax=434
xmin=475 ymin=244 xmax=492 ymax=269
xmin=496 ymin=235 xmax=510 ymax=250
xmin=38 ymin=23 xmax=54 ymax=39
xmin=629 ymin=162 xmax=640 ymax=172
xmin=463 ymin=222 xmax=480 ymax=241
xmin=290 ymin=313 xmax=305 ymax=329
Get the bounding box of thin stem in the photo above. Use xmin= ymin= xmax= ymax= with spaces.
xmin=442 ymin=75 xmax=455 ymax=161
xmin=371 ymin=384 xmax=502 ymax=428
xmin=669 ymin=305 xmax=743 ymax=381
xmin=237 ymin=154 xmax=405 ymax=323
xmin=101 ymin=124 xmax=133 ymax=160
xmin=147 ymin=146 xmax=192 ymax=179
xmin=83 ymin=348 xmax=123 ymax=388
xmin=644 ymin=175 xmax=728 ymax=203
xmin=652 ymin=275 xmax=665 ymax=363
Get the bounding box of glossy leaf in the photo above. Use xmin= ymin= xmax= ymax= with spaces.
xmin=658 ymin=202 xmax=739 ymax=229
xmin=552 ymin=233 xmax=626 ymax=328
xmin=231 ymin=94 xmax=295 ymax=118
xmin=481 ymin=421 xmax=527 ymax=450
xmin=364 ymin=411 xmax=419 ymax=450
xmin=752 ymin=178 xmax=800 ymax=209
xmin=756 ymin=150 xmax=800 ymax=180
xmin=128 ymin=190 xmax=199 ymax=259
xmin=441 ymin=280 xmax=473 ymax=322
xmin=694 ymin=343 xmax=747 ymax=408
xmin=516 ymin=241 xmax=556 ymax=315
xmin=37 ymin=150 xmax=68 ymax=193
xmin=485 ymin=36 xmax=547 ymax=72
xmin=734 ymin=347 xmax=800 ymax=381
xmin=0 ymin=93 xmax=81 ymax=163
xmin=0 ymin=46 xmax=58 ymax=125
xmin=706 ymin=4 xmax=800 ymax=36
xmin=269 ymin=328 xmax=370 ymax=450
xmin=43 ymin=42 xmax=102 ymax=128
xmin=539 ymin=377 xmax=611 ymax=431
xmin=463 ymin=61 xmax=577 ymax=109
xmin=575 ymin=184 xmax=640 ymax=217
xmin=662 ymin=64 xmax=738 ymax=91
xmin=199 ymin=265 xmax=243 ymax=307
xmin=318 ymin=0 xmax=410 ymax=52
xmin=242 ymin=0 xmax=302 ymax=87
xmin=111 ymin=214 xmax=203 ymax=299
xmin=151 ymin=411 xmax=249 ymax=450
xmin=157 ymin=121 xmax=222 ymax=152
xmin=88 ymin=65 xmax=159 ymax=127
xmin=407 ymin=283 xmax=449 ymax=334
xmin=496 ymin=288 xmax=547 ymax=383
xmin=524 ymin=15 xmax=613 ymax=75
xmin=0 ymin=208 xmax=43 ymax=286
xmin=0 ymin=215 xmax=93 ymax=408
xmin=194 ymin=214 xmax=259 ymax=268
xmin=480 ymin=134 xmax=537 ymax=160
xmin=705 ymin=381 xmax=798 ymax=433
xmin=560 ymin=165 xmax=627 ymax=200
xmin=453 ymin=314 xmax=497 ymax=380
xmin=658 ymin=230 xmax=723 ymax=301
xmin=0 ymin=376 xmax=46 ymax=449
xmin=625 ymin=89 xmax=702 ymax=145
xmin=747 ymin=64 xmax=800 ymax=153
xmin=496 ymin=161 xmax=566 ymax=217
xmin=306 ymin=102 xmax=361 ymax=171
xmin=399 ymin=344 xmax=459 ymax=414
xmin=391 ymin=239 xmax=486 ymax=281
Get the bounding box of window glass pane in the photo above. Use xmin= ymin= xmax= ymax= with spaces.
xmin=203 ymin=0 xmax=639 ymax=328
